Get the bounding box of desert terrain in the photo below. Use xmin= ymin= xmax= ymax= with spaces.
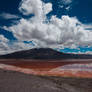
xmin=0 ymin=59 xmax=92 ymax=92
xmin=0 ymin=69 xmax=92 ymax=92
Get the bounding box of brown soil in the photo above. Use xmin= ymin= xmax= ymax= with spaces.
xmin=0 ymin=69 xmax=92 ymax=92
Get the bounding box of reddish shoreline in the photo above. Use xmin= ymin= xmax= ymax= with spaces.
xmin=0 ymin=59 xmax=92 ymax=71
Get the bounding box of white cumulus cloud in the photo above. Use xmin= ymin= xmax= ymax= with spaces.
xmin=0 ymin=35 xmax=34 ymax=55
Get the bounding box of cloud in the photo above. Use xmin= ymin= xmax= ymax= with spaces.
xmin=0 ymin=41 xmax=34 ymax=55
xmin=0 ymin=13 xmax=20 ymax=20
xmin=1 ymin=0 xmax=92 ymax=54
xmin=6 ymin=15 xmax=92 ymax=48
xmin=59 ymin=0 xmax=73 ymax=11
xmin=65 ymin=6 xmax=71 ymax=11
xmin=0 ymin=35 xmax=8 ymax=42
xmin=19 ymin=0 xmax=52 ymax=22
xmin=0 ymin=35 xmax=34 ymax=55
xmin=0 ymin=35 xmax=9 ymax=54
xmin=61 ymin=0 xmax=72 ymax=5
xmin=19 ymin=0 xmax=43 ymax=16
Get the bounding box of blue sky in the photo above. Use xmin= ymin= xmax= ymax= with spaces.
xmin=0 ymin=0 xmax=92 ymax=54
xmin=0 ymin=0 xmax=92 ymax=25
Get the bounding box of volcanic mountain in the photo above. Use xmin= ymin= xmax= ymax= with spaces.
xmin=0 ymin=48 xmax=92 ymax=59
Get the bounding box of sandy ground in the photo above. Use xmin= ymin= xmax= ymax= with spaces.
xmin=0 ymin=69 xmax=92 ymax=92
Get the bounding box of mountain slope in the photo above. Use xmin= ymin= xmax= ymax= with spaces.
xmin=0 ymin=48 xmax=92 ymax=59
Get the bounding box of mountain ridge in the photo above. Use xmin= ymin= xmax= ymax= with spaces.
xmin=0 ymin=48 xmax=92 ymax=59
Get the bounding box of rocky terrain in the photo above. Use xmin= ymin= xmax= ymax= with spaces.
xmin=0 ymin=69 xmax=92 ymax=92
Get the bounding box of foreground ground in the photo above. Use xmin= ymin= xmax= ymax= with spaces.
xmin=0 ymin=69 xmax=92 ymax=92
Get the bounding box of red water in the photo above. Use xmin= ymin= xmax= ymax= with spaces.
xmin=0 ymin=59 xmax=92 ymax=78
xmin=0 ymin=59 xmax=92 ymax=71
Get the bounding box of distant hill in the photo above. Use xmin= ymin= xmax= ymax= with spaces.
xmin=0 ymin=48 xmax=92 ymax=59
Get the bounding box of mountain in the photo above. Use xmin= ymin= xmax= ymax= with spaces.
xmin=0 ymin=48 xmax=92 ymax=59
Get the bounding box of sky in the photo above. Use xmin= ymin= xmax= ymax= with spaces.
xmin=0 ymin=0 xmax=92 ymax=54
